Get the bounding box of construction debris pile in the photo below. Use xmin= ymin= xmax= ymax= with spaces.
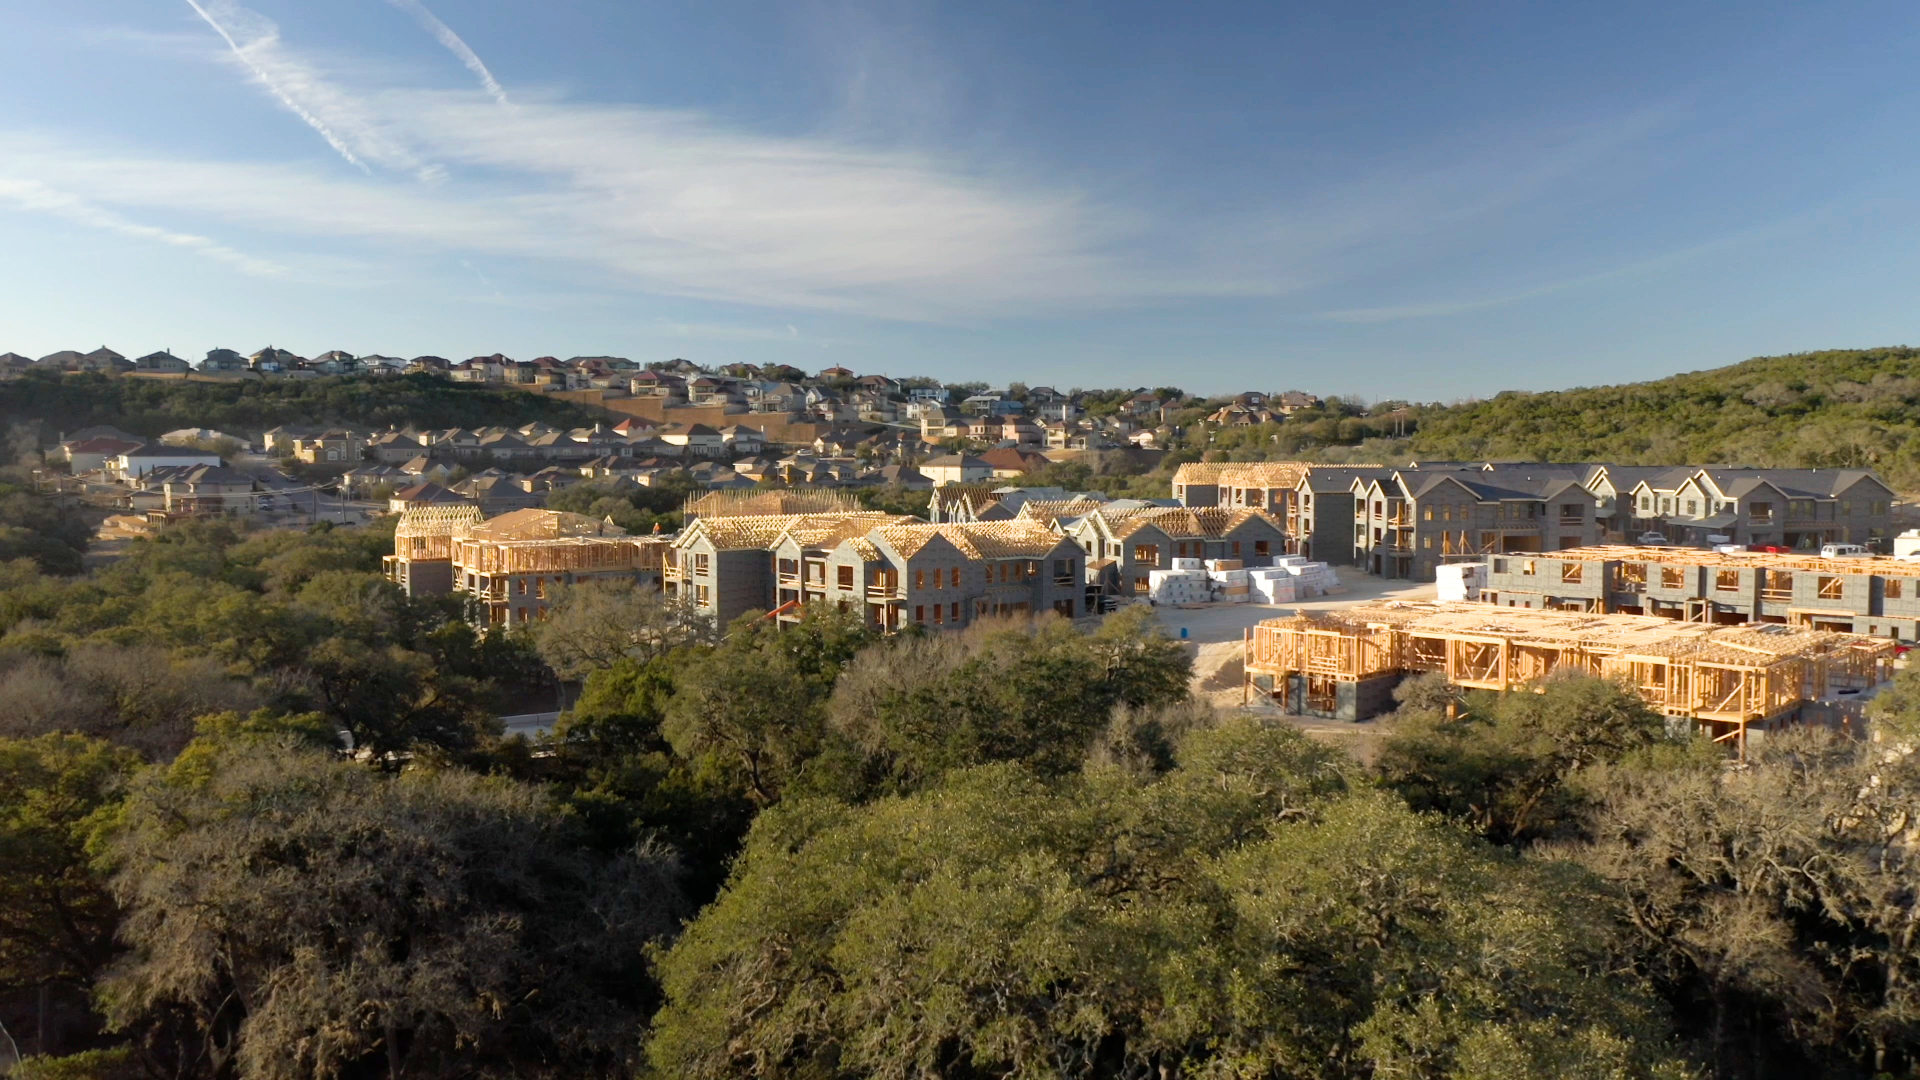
xmin=1243 ymin=600 xmax=1896 ymax=744
xmin=1149 ymin=555 xmax=1340 ymax=606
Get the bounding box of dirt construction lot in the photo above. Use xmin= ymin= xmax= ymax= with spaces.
xmin=1151 ymin=566 xmax=1435 ymax=649
xmin=1152 ymin=566 xmax=1435 ymax=761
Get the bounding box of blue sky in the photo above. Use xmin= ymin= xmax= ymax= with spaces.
xmin=1 ymin=1 xmax=1916 ymax=398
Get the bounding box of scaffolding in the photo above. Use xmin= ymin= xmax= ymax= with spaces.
xmin=1244 ymin=601 xmax=1895 ymax=752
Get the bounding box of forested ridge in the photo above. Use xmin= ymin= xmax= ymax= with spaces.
xmin=1409 ymin=346 xmax=1920 ymax=486
xmin=0 ymin=370 xmax=596 ymax=441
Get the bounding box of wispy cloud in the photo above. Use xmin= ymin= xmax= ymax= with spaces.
xmin=1316 ymin=212 xmax=1798 ymax=324
xmin=0 ymin=176 xmax=285 ymax=276
xmin=0 ymin=91 xmax=1125 ymax=319
xmin=181 ymin=0 xmax=362 ymax=171
xmin=386 ymin=0 xmax=509 ymax=105
xmin=658 ymin=320 xmax=854 ymax=347
xmin=55 ymin=0 xmax=1128 ymax=317
xmin=51 ymin=1 xmax=1698 ymax=325
xmin=180 ymin=0 xmax=442 ymax=180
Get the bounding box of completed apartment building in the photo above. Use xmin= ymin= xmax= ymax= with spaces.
xmin=1353 ymin=466 xmax=1600 ymax=580
xmin=1480 ymin=544 xmax=1920 ymax=640
xmin=1604 ymin=467 xmax=1893 ymax=550
xmin=774 ymin=520 xmax=1086 ymax=630
xmin=666 ymin=512 xmax=1086 ymax=629
xmin=1177 ymin=460 xmax=1898 ymax=577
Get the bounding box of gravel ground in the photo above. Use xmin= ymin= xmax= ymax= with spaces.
xmin=1151 ymin=565 xmax=1436 ymax=758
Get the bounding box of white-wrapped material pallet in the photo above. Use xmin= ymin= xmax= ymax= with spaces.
xmin=1251 ymin=578 xmax=1294 ymax=604
xmin=1170 ymin=557 xmax=1203 ymax=571
xmin=1435 ymin=562 xmax=1484 ymax=602
xmin=1148 ymin=568 xmax=1211 ymax=605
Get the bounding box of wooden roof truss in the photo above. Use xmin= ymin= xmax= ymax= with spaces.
xmin=1244 ymin=601 xmax=1895 ymax=739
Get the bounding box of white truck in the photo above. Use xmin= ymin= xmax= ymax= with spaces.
xmin=1820 ymin=543 xmax=1871 ymax=559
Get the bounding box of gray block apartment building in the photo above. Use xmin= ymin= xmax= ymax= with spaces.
xmin=1598 ymin=467 xmax=1893 ymax=550
xmin=1170 ymin=461 xmax=1382 ymax=564
xmin=1177 ymin=461 xmax=1896 ymax=580
xmin=1480 ymin=545 xmax=1920 ymax=640
xmin=665 ymin=512 xmax=1085 ymax=630
xmin=1064 ymin=505 xmax=1286 ymax=596
xmin=1352 ymin=466 xmax=1601 ymax=581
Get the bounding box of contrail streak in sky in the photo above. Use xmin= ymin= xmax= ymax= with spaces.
xmin=389 ymin=0 xmax=510 ymax=105
xmin=180 ymin=0 xmax=371 ymax=171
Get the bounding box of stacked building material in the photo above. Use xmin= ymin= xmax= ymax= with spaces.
xmin=1243 ymin=560 xmax=1339 ymax=601
xmin=1148 ymin=568 xmax=1211 ymax=604
xmin=1171 ymin=557 xmax=1204 ymax=571
xmin=1249 ymin=566 xmax=1296 ymax=603
xmin=1209 ymin=563 xmax=1252 ymax=603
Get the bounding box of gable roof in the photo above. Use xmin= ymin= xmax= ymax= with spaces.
xmin=1013 ymin=495 xmax=1106 ymax=526
xmin=778 ymin=512 xmax=915 ymax=551
xmin=392 ymin=482 xmax=470 ymax=504
xmin=467 ymin=508 xmax=626 ymax=540
xmin=1090 ymin=505 xmax=1283 ymax=542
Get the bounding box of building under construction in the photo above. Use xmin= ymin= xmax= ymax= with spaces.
xmin=1243 ymin=601 xmax=1896 ymax=750
xmin=683 ymin=488 xmax=859 ymax=523
xmin=385 ymin=504 xmax=484 ymax=596
xmin=386 ymin=506 xmax=670 ymax=626
xmin=1480 ymin=544 xmax=1920 ymax=639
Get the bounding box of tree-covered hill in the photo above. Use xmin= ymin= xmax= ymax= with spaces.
xmin=1409 ymin=346 xmax=1920 ymax=488
xmin=0 ymin=370 xmax=599 ymax=441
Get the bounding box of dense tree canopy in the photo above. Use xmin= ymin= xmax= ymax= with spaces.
xmin=0 ymin=370 xmax=595 ymax=442
xmin=649 ymin=721 xmax=1694 ymax=1080
xmin=1408 ymin=346 xmax=1920 ymax=488
xmin=103 ymin=738 xmax=683 ymax=1080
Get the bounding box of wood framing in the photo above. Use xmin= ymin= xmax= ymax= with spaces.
xmin=1244 ymin=601 xmax=1895 ymax=751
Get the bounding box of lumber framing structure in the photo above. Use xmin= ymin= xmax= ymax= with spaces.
xmin=1244 ymin=601 xmax=1894 ymax=753
xmin=394 ymin=508 xmax=673 ymax=626
xmin=384 ymin=504 xmax=485 ymax=597
xmin=1551 ymin=544 xmax=1920 ymax=581
xmin=683 ymin=488 xmax=859 ymax=522
xmin=390 ymin=504 xmax=484 ymax=562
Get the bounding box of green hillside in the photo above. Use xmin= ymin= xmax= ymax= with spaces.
xmin=0 ymin=370 xmax=599 ymax=442
xmin=1409 ymin=346 xmax=1920 ymax=490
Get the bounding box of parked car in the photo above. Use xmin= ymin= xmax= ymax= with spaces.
xmin=1636 ymin=532 xmax=1672 ymax=546
xmin=1821 ymin=543 xmax=1872 ymax=559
